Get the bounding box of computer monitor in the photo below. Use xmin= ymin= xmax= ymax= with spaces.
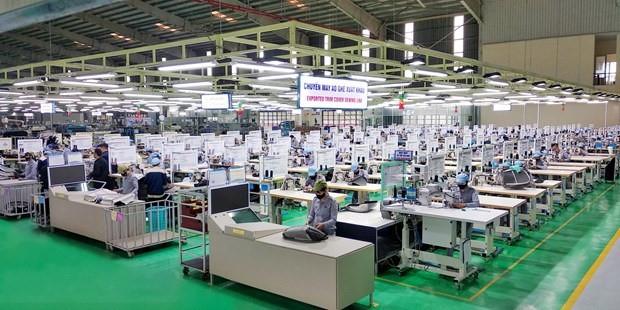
xmin=208 ymin=183 xmax=250 ymax=215
xmin=228 ymin=208 xmax=261 ymax=224
xmin=48 ymin=164 xmax=87 ymax=187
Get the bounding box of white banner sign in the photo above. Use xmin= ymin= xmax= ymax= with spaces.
xmin=298 ymin=75 xmax=368 ymax=109
xmin=70 ymin=136 xmax=93 ymax=150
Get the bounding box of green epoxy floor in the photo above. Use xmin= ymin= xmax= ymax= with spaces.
xmin=1 ymin=183 xmax=618 ymax=309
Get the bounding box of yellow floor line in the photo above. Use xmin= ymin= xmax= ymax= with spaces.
xmin=468 ymin=184 xmax=615 ymax=301
xmin=561 ymin=228 xmax=620 ymax=310
xmin=375 ymin=276 xmax=471 ymax=302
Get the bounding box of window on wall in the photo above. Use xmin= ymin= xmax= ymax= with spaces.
xmin=362 ymin=29 xmax=370 ymax=72
xmin=403 ymin=108 xmax=460 ymax=126
xmin=404 ymin=22 xmax=415 ymax=78
xmin=259 ymin=111 xmax=292 ymax=129
xmin=324 ymin=35 xmax=332 ymax=76
xmin=594 ymin=54 xmax=617 ymax=85
xmin=322 ymin=110 xmax=363 ymax=127
xmin=453 ymin=15 xmax=465 ymax=57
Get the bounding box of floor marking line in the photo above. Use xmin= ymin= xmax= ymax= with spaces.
xmin=561 ymin=228 xmax=620 ymax=310
xmin=468 ymin=184 xmax=615 ymax=302
xmin=375 ymin=276 xmax=471 ymax=302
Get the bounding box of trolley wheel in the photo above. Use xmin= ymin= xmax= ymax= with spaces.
xmin=17 ymin=215 xmax=22 ymax=220
xmin=454 ymin=282 xmax=462 ymax=290
xmin=473 ymin=271 xmax=479 ymax=279
xmin=183 ymin=267 xmax=189 ymax=276
xmin=201 ymin=272 xmax=210 ymax=281
xmin=127 ymin=251 xmax=134 ymax=258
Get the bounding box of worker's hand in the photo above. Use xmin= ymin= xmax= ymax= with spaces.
xmin=451 ymin=202 xmax=466 ymax=209
xmin=315 ymin=223 xmax=325 ymax=230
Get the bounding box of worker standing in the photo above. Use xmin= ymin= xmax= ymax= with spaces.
xmin=22 ymin=152 xmax=38 ymax=180
xmin=142 ymin=158 xmax=170 ymax=201
xmin=306 ymin=180 xmax=338 ymax=235
xmin=88 ymin=149 xmax=112 ymax=189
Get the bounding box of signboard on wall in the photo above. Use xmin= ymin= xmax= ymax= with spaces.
xmin=201 ymin=94 xmax=232 ymax=110
xmin=297 ymin=75 xmax=368 ymax=109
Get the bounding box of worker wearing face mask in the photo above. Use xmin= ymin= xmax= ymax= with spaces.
xmin=115 ymin=165 xmax=139 ymax=197
xmin=550 ymin=143 xmax=571 ymax=162
xmin=574 ymin=142 xmax=588 ymax=156
xmin=447 ymin=173 xmax=479 ymax=256
xmin=303 ymin=149 xmax=315 ymax=166
xmin=304 ymin=167 xmax=319 ymax=192
xmin=306 ymin=180 xmax=338 ymax=235
xmin=530 ymin=151 xmax=548 ymax=170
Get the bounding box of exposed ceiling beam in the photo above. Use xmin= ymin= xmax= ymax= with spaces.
xmin=32 ymin=23 xmax=149 ymax=63
xmin=218 ymin=0 xmax=309 ymax=44
xmin=0 ymin=0 xmax=123 ymax=34
xmin=74 ymin=12 xmax=166 ymax=46
xmin=328 ymin=0 xmax=386 ymax=40
xmin=2 ymin=32 xmax=88 ymax=58
xmin=124 ymin=0 xmax=204 ymax=33
xmin=0 ymin=43 xmax=54 ymax=63
xmin=460 ymin=0 xmax=482 ymax=24
xmin=0 ymin=54 xmax=23 ymax=67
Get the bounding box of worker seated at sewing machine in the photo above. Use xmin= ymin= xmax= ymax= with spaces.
xmin=444 ymin=173 xmax=480 ymax=256
xmin=550 ymin=143 xmax=571 ymax=162
xmin=573 ymin=142 xmax=588 ymax=156
xmin=528 ymin=151 xmax=548 ymax=170
xmin=303 ymin=167 xmax=325 ymax=192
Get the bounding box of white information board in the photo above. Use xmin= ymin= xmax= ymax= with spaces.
xmin=269 ymin=142 xmax=289 ymax=157
xmin=456 ymin=148 xmax=473 ymax=174
xmin=352 ymin=144 xmax=370 ymax=163
xmin=18 ymin=139 xmax=43 ymax=155
xmin=109 ymin=145 xmax=137 ymax=165
xmin=225 ymin=145 xmax=248 ymax=164
xmin=70 ymin=136 xmax=93 ymax=151
xmin=67 ymin=152 xmax=83 ymax=164
xmin=0 ymin=138 xmax=12 ymax=151
xmin=246 ymin=135 xmax=262 ymax=154
xmin=163 ymin=143 xmax=184 ymax=161
xmin=298 ymin=75 xmax=368 ymax=109
xmin=260 ymin=155 xmax=288 ymax=180
xmin=206 ymin=140 xmax=225 ymax=156
xmin=316 ymin=148 xmax=336 ymax=170
xmin=184 ymin=136 xmax=203 ymax=150
xmin=171 ymin=150 xmax=198 ymax=171
xmin=146 ymin=136 xmax=167 ymax=151
xmin=48 ymin=155 xmax=65 ymax=167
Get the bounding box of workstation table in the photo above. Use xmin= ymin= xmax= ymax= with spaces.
xmin=472 ymin=185 xmax=546 ymax=229
xmin=268 ymin=189 xmax=347 ymax=224
xmin=531 ymin=180 xmax=563 ymax=214
xmin=529 ymin=169 xmax=577 ymax=204
xmin=549 ymin=162 xmax=599 ymax=182
xmin=545 ymin=165 xmax=590 ymax=192
xmin=336 ymin=208 xmax=399 ymax=271
xmin=326 ymin=182 xmax=382 ymax=193
xmin=570 ymin=155 xmax=616 ymax=182
xmin=477 ymin=195 xmax=526 ymax=245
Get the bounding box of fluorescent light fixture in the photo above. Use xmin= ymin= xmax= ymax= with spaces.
xmin=257 ymin=74 xmax=299 ymax=80
xmin=168 ymin=97 xmax=200 ymax=101
xmin=172 ymin=81 xmax=213 ymax=88
xmin=548 ymin=84 xmax=562 ymax=90
xmin=81 ymin=96 xmax=119 ymax=100
xmin=368 ymin=92 xmax=390 ymax=97
xmin=411 ymin=68 xmax=448 ymax=77
xmin=0 ymin=91 xmax=24 ymax=95
xmin=349 ymin=74 xmax=386 ymax=82
xmin=431 ymin=82 xmax=457 ymax=89
xmin=368 ymin=83 xmax=410 ymax=89
xmin=124 ymin=93 xmax=164 ymax=99
xmin=18 ymin=95 xmax=37 ymax=99
xmin=158 ymin=60 xmax=216 ymax=71
xmin=178 ymin=89 xmax=216 ymax=95
xmin=106 ymin=87 xmax=135 ymax=93
xmin=428 ymin=88 xmax=470 ymax=93
xmin=455 ymin=66 xmax=475 ymax=74
xmin=59 ymin=92 xmax=83 ymax=96
xmin=75 ymin=73 xmax=116 ymax=80
xmin=505 ymin=95 xmax=537 ymax=99
xmin=235 ymin=97 xmax=268 ymax=102
xmin=472 ymin=91 xmax=509 ymax=96
xmin=402 ymin=56 xmax=426 ymax=66
xmin=483 ymin=72 xmax=501 ymax=79
xmin=14 ymin=79 xmax=42 ymax=86
xmin=532 ymin=81 xmax=546 ymax=87
xmin=249 ymin=84 xmax=291 ymax=91
xmin=486 ymin=79 xmax=509 ymax=86
xmin=233 ymin=61 xmax=296 ymax=73
xmin=532 ymin=86 xmax=546 ymax=91
xmin=511 ymin=77 xmax=528 ymax=84
xmin=60 ymin=80 xmax=119 ymax=88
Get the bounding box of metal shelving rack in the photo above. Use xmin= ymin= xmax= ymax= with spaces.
xmin=178 ymin=186 xmax=210 ymax=280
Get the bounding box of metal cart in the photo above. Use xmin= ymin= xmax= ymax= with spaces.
xmin=104 ymin=198 xmax=179 ymax=257
xmin=32 ymin=192 xmax=50 ymax=228
xmin=0 ymin=179 xmax=40 ymax=219
xmin=178 ymin=186 xmax=210 ymax=280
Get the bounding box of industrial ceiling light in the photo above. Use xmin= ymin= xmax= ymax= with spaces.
xmin=428 ymin=88 xmax=471 ymax=93
xmin=401 ymin=56 xmax=426 ymax=66
xmin=367 ymin=82 xmax=410 ymax=89
xmin=532 ymin=81 xmax=546 ymax=87
xmin=81 ymin=96 xmax=119 ymax=100
xmin=483 ymin=72 xmax=501 ymax=79
xmin=158 ymin=59 xmax=216 ymax=71
xmin=257 ymin=74 xmax=300 ymax=81
xmin=0 ymin=91 xmax=24 ymax=95
xmin=511 ymin=77 xmax=528 ymax=84
xmin=548 ymin=84 xmax=561 ymax=90
xmin=455 ymin=66 xmax=475 ymax=74
xmin=75 ymin=72 xmax=116 ymax=80
xmin=232 ymin=61 xmax=296 ymax=73
xmin=411 ymin=68 xmax=448 ymax=77
xmin=13 ymin=79 xmax=43 ymax=86
xmin=472 ymin=91 xmax=509 ymax=96
xmin=172 ymin=81 xmax=213 ymax=88
xmin=431 ymin=82 xmax=457 ymax=89
xmin=60 ymin=80 xmax=119 ymax=88
xmin=106 ymin=87 xmax=135 ymax=93
xmin=59 ymin=92 xmax=84 ymax=96
xmin=249 ymin=84 xmax=291 ymax=91
xmin=177 ymin=89 xmax=217 ymax=95
xmin=348 ymin=74 xmax=387 ymax=82
xmin=572 ymin=88 xmax=584 ymax=94
xmin=124 ymin=93 xmax=164 ymax=99
xmin=485 ymin=79 xmax=509 ymax=86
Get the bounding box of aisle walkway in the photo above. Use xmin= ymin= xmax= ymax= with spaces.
xmin=0 ymin=183 xmax=618 ymax=310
